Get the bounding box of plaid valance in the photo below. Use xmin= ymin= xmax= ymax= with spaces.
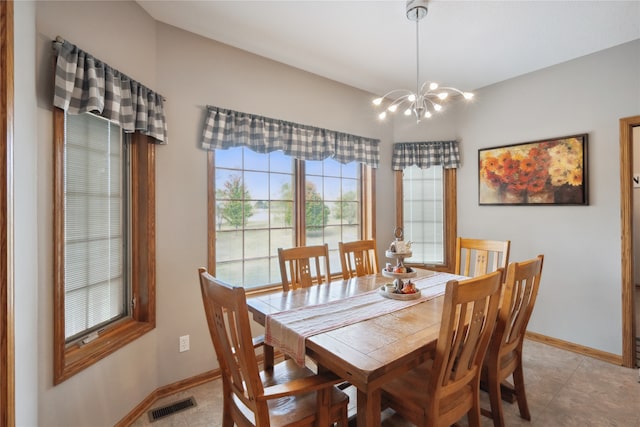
xmin=201 ymin=106 xmax=380 ymax=168
xmin=392 ymin=141 xmax=460 ymax=170
xmin=52 ymin=37 xmax=167 ymax=144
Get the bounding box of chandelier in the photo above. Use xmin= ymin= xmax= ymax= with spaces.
xmin=373 ymin=0 xmax=474 ymax=123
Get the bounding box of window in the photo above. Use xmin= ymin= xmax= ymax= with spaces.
xmin=53 ymin=109 xmax=156 ymax=384
xmin=395 ymin=166 xmax=457 ymax=271
xmin=211 ymin=147 xmax=372 ymax=288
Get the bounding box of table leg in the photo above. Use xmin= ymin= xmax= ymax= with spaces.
xmin=356 ymin=388 xmax=381 ymax=427
xmin=263 ymin=344 xmax=274 ymax=371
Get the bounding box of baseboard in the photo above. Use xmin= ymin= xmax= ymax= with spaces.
xmin=525 ymin=331 xmax=623 ymax=365
xmin=114 ymin=368 xmax=222 ymax=427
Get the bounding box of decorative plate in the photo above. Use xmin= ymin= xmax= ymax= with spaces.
xmin=378 ymin=286 xmax=422 ymax=300
xmin=381 ymin=269 xmax=418 ymax=280
xmin=385 ymin=250 xmax=413 ymax=259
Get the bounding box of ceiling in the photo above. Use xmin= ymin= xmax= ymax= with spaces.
xmin=136 ymin=0 xmax=640 ymax=96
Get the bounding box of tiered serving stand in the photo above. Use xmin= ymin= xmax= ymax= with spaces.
xmin=382 ymin=249 xmax=417 ymax=290
xmin=379 ymin=247 xmax=420 ymax=300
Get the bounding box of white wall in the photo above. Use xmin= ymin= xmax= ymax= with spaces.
xmin=456 ymin=40 xmax=640 ymax=354
xmin=14 ymin=1 xmax=38 ymax=425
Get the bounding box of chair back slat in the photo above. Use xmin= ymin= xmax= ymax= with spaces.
xmin=338 ymin=240 xmax=378 ymax=280
xmin=278 ymin=244 xmax=331 ymax=291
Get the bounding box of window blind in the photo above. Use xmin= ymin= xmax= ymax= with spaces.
xmin=64 ymin=112 xmax=127 ymax=340
xmin=402 ymin=165 xmax=444 ymax=264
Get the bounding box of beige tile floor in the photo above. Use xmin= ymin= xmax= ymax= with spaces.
xmin=131 ymin=340 xmax=640 ymax=427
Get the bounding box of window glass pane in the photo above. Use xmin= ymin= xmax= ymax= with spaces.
xmin=244 ymin=171 xmax=269 ymax=200
xmin=244 ymin=230 xmax=270 ymax=258
xmin=270 ymin=150 xmax=293 ymax=174
xmin=216 ymin=260 xmax=244 ymax=285
xmin=64 ymin=112 xmax=127 ymax=341
xmin=270 ymin=173 xmax=293 ymax=200
xmin=244 ymin=148 xmax=267 ymax=171
xmin=216 ymin=230 xmax=243 ymax=262
xmin=215 ymin=147 xmax=243 ymax=169
xmin=270 ymin=228 xmax=295 ymax=256
xmin=323 ymin=158 xmax=341 ymax=177
xmin=305 ymin=159 xmax=323 ymax=175
xmin=402 ymin=165 xmax=444 ymax=264
xmin=244 ymin=258 xmax=272 ymax=287
xmin=341 ymin=161 xmax=358 ymax=178
xmin=323 ymin=177 xmax=341 ymax=200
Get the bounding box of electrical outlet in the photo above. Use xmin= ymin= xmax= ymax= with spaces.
xmin=179 ymin=335 xmax=190 ymax=352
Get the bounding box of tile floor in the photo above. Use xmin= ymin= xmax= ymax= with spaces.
xmin=131 ymin=340 xmax=640 ymax=427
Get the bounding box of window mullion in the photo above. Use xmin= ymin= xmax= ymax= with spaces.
xmin=295 ymin=159 xmax=306 ymax=247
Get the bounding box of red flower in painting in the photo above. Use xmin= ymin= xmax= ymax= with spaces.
xmin=527 ymin=179 xmax=546 ymax=193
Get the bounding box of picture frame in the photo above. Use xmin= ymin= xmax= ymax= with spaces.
xmin=478 ymin=134 xmax=588 ymax=205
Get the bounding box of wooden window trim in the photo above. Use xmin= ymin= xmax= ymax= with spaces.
xmin=394 ymin=167 xmax=457 ymax=272
xmin=53 ymin=109 xmax=156 ymax=384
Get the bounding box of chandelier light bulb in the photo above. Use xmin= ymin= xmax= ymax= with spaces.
xmin=370 ymin=0 xmax=475 ymax=124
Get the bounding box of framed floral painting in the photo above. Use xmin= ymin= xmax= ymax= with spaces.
xmin=478 ymin=134 xmax=588 ymax=205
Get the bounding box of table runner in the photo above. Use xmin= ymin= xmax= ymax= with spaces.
xmin=265 ymin=272 xmax=467 ymax=365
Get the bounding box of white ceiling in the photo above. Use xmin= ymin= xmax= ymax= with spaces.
xmin=136 ymin=0 xmax=640 ymax=95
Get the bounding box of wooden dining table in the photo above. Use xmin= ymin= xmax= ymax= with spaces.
xmin=246 ymin=269 xmax=464 ymax=427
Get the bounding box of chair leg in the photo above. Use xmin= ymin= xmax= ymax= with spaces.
xmin=222 ymin=409 xmax=233 ymax=427
xmin=512 ymin=359 xmax=531 ymax=421
xmin=468 ymin=399 xmax=482 ymax=427
xmin=487 ymin=369 xmax=506 ymax=427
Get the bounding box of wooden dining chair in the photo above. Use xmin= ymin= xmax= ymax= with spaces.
xmin=380 ymin=270 xmax=503 ymax=427
xmin=481 ymin=255 xmax=544 ymax=427
xmin=455 ymin=237 xmax=510 ymax=280
xmin=278 ymin=244 xmax=331 ymax=291
xmin=197 ymin=268 xmax=349 ymax=427
xmin=338 ymin=239 xmax=379 ymax=279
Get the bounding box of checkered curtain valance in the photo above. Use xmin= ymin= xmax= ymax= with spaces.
xmin=392 ymin=141 xmax=460 ymax=170
xmin=52 ymin=38 xmax=167 ymax=144
xmin=201 ymin=106 xmax=380 ymax=168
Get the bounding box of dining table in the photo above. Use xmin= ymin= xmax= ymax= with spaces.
xmin=245 ymin=269 xmax=468 ymax=427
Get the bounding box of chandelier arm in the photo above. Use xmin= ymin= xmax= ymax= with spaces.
xmin=373 ymin=88 xmax=414 ymax=105
xmin=387 ymin=94 xmax=416 ymax=112
xmin=437 ymin=86 xmax=466 ymax=96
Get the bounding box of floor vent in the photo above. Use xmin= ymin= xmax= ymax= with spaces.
xmin=636 ymin=337 xmax=640 ymax=367
xmin=148 ymin=397 xmax=197 ymax=422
